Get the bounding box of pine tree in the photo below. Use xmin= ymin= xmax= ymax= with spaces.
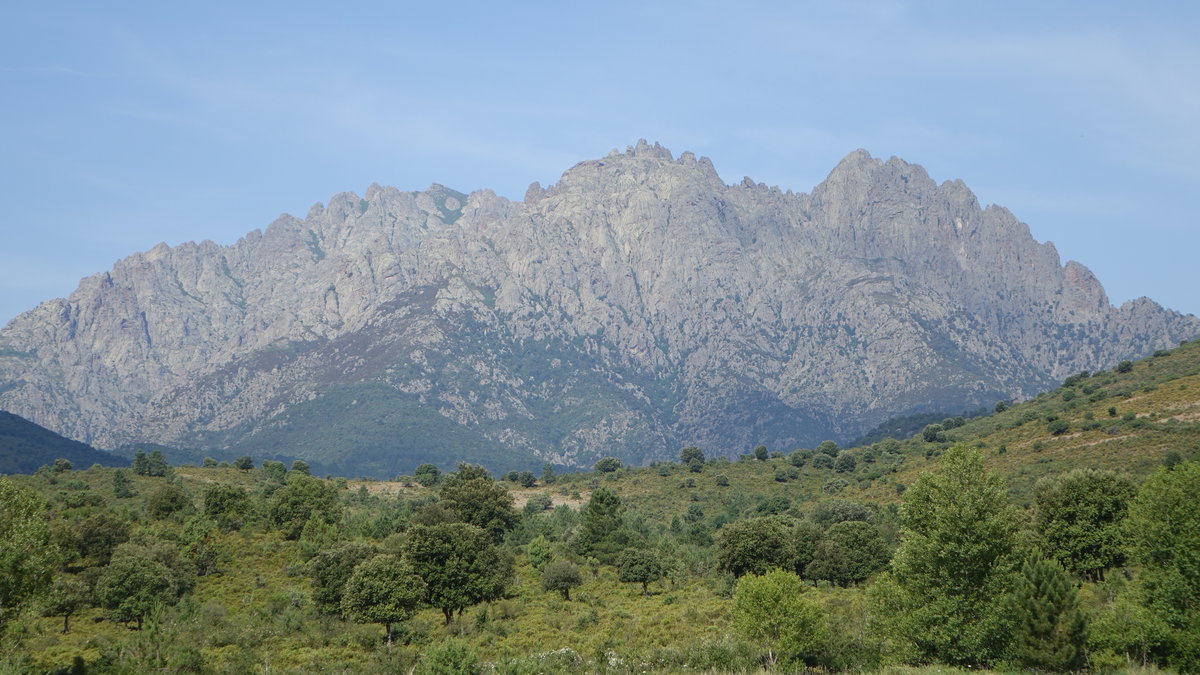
xmin=1011 ymin=551 xmax=1086 ymax=671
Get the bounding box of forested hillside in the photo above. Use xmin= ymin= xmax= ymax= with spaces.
xmin=1 ymin=338 xmax=1198 ymax=673
xmin=0 ymin=411 xmax=127 ymax=474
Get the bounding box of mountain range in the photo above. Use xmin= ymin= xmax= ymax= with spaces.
xmin=1 ymin=141 xmax=1196 ymax=476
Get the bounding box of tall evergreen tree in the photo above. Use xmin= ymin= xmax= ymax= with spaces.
xmin=574 ymin=487 xmax=635 ymax=562
xmin=1011 ymin=551 xmax=1086 ymax=671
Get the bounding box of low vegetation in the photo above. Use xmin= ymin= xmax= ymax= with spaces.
xmin=1 ymin=338 xmax=1199 ymax=673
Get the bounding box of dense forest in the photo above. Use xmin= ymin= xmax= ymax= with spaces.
xmin=1 ymin=339 xmax=1199 ymax=674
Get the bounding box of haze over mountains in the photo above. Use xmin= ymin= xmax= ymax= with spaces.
xmin=1 ymin=141 xmax=1196 ymax=476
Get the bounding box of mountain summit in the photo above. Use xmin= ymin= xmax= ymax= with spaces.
xmin=2 ymin=142 xmax=1195 ymax=475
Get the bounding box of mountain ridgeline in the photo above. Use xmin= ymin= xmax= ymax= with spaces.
xmin=1 ymin=142 xmax=1196 ymax=476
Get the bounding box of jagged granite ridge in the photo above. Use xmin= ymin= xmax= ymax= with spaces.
xmin=1 ymin=141 xmax=1196 ymax=476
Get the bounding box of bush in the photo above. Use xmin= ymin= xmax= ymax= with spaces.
xmin=833 ymin=453 xmax=857 ymax=473
xmin=420 ymin=638 xmax=479 ymax=675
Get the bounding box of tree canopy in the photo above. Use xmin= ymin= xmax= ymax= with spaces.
xmin=340 ymin=554 xmax=425 ymax=645
xmin=1034 ymin=468 xmax=1135 ymax=580
xmin=875 ymin=445 xmax=1018 ymax=666
xmin=0 ymin=477 xmax=57 ymax=632
xmin=731 ymin=569 xmax=824 ymax=667
xmin=404 ymin=522 xmax=511 ymax=624
xmin=716 ymin=517 xmax=791 ymax=578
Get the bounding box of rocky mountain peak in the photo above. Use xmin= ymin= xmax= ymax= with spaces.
xmin=1 ymin=144 xmax=1195 ymax=476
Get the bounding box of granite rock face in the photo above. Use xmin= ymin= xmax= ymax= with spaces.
xmin=1 ymin=141 xmax=1196 ymax=475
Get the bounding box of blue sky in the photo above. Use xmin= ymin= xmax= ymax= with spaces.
xmin=2 ymin=1 xmax=1198 ymax=325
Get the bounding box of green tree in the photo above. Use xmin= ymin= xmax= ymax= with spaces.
xmin=525 ymin=535 xmax=554 ymax=569
xmin=233 ymin=456 xmax=254 ymax=471
xmin=573 ymin=487 xmax=634 ymax=562
xmin=594 ymin=457 xmax=622 ymax=473
xmin=541 ymin=559 xmax=582 ymax=600
xmin=0 ymin=478 xmax=57 ymax=632
xmin=146 ymin=483 xmax=190 ymax=519
xmin=816 ymin=440 xmax=840 ymax=457
xmin=922 ymin=424 xmax=946 ymax=443
xmin=680 ymin=446 xmax=705 ymax=464
xmin=404 ymin=522 xmax=512 ymax=624
xmin=341 ymin=554 xmax=426 ymax=646
xmin=716 ymin=517 xmax=792 ymax=577
xmin=833 ymin=453 xmax=857 ymax=473
xmin=41 ymin=573 xmax=90 ymax=634
xmin=111 ymin=468 xmax=135 ymax=499
xmin=307 ymin=541 xmax=378 ymax=616
xmin=1010 ymin=551 xmax=1086 ymax=671
xmin=95 ymin=542 xmax=191 ymax=630
xmin=617 ymin=548 xmax=665 ymax=595
xmin=132 ymin=450 xmax=172 ymax=477
xmin=807 ymin=520 xmax=888 ymax=586
xmin=269 ymin=474 xmax=341 ymax=539
xmin=753 ymin=445 xmax=769 ymax=460
xmin=181 ymin=515 xmax=225 ymax=576
xmin=805 ymin=538 xmax=851 ymax=586
xmin=203 ymin=483 xmax=250 ymax=531
xmin=810 ymin=499 xmax=874 ymax=527
xmin=1126 ymin=461 xmax=1200 ymax=671
xmin=261 ymin=460 xmax=287 ymax=482
xmin=731 ymin=569 xmax=825 ymax=667
xmin=414 ymin=463 xmax=441 ymax=487
xmin=873 ymin=445 xmax=1018 ymax=666
xmin=1034 ymin=468 xmax=1136 ymax=580
xmin=290 ymin=459 xmax=311 ymax=475
xmin=790 ymin=520 xmax=823 ymax=575
xmin=438 ymin=476 xmax=518 ymax=542
xmin=74 ymin=511 xmax=131 ymax=566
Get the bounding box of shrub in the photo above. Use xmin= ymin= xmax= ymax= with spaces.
xmin=420 ymin=638 xmax=479 ymax=675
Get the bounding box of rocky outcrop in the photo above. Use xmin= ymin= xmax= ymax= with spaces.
xmin=1 ymin=141 xmax=1195 ymax=475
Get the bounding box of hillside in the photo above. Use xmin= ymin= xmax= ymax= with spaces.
xmin=1 ymin=143 xmax=1196 ymax=477
xmin=3 ymin=339 xmax=1198 ymax=672
xmin=0 ymin=410 xmax=127 ymax=474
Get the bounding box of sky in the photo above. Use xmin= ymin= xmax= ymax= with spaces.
xmin=2 ymin=1 xmax=1198 ymax=326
